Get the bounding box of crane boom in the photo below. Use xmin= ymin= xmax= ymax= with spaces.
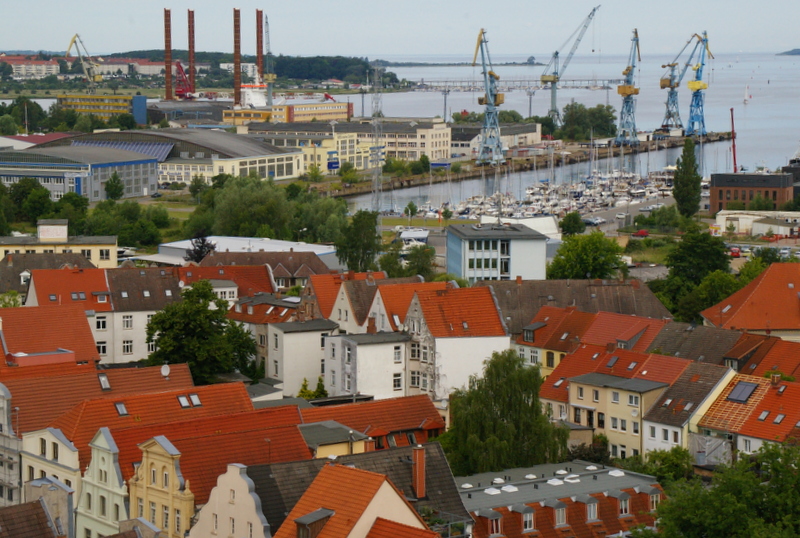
xmin=65 ymin=33 xmax=102 ymax=93
xmin=656 ymin=34 xmax=698 ymax=133
xmin=472 ymin=29 xmax=504 ymax=166
xmin=541 ymin=5 xmax=600 ymax=126
xmin=614 ymin=29 xmax=640 ymax=146
xmin=685 ymin=31 xmax=713 ymax=136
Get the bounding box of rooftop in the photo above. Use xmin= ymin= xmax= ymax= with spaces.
xmin=298 ymin=420 xmax=369 ymax=448
xmin=412 ymin=287 xmax=507 ymax=338
xmin=569 ymin=372 xmax=668 ymax=393
xmin=271 ymin=319 xmax=339 ymax=333
xmin=307 ymin=271 xmax=387 ymax=319
xmin=448 ymin=223 xmax=548 ymax=240
xmin=644 ymin=362 xmax=733 ymax=427
xmin=339 ymin=333 xmax=412 ymax=346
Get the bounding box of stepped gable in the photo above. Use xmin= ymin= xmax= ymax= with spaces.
xmin=376 ymin=281 xmax=448 ymax=331
xmin=343 ymin=275 xmax=422 ymax=326
xmin=0 ymin=303 xmax=100 ymax=365
xmin=476 ymin=279 xmax=671 ymax=336
xmin=644 ymin=362 xmax=732 ymax=427
xmin=698 ymin=374 xmax=772 ymax=433
xmin=307 ymin=271 xmax=387 ymax=319
xmin=47 ymin=382 xmax=253 ymax=472
xmin=1 ymin=363 xmax=194 ymax=434
xmin=701 ymin=263 xmax=800 ymax=330
xmin=646 ymin=322 xmax=743 ymax=363
xmin=414 ymin=287 xmax=506 ymax=338
xmin=248 ymin=443 xmax=470 ymax=533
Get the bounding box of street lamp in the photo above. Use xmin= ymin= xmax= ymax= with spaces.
xmin=526 ymin=89 xmax=536 ymax=118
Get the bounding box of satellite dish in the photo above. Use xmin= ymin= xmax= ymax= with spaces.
xmin=631 ymin=409 xmax=639 ymax=417
xmin=161 ymin=364 xmax=171 ymax=378
xmin=178 ymin=280 xmax=185 ymax=288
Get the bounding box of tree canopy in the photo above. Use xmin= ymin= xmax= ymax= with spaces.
xmin=559 ymin=211 xmax=586 ymax=236
xmin=104 ymin=172 xmax=125 ymax=201
xmin=438 ymin=350 xmax=568 ymax=475
xmin=665 ymin=231 xmax=729 ymax=284
xmin=334 ymin=210 xmax=381 ymax=272
xmin=146 ymin=280 xmax=256 ymax=384
xmin=556 ymin=103 xmax=617 ymax=140
xmin=673 ymin=139 xmax=702 ymax=218
xmin=547 ymin=231 xmax=623 ymax=279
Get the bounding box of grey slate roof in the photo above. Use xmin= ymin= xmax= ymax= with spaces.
xmin=341 ymin=333 xmax=412 ymax=345
xmin=646 ymin=322 xmax=743 ymax=362
xmin=644 ymin=362 xmax=732 ymax=427
xmin=298 ymin=420 xmax=368 ymax=448
xmin=199 ymin=250 xmax=330 ymax=277
xmin=271 ymin=319 xmax=339 ymax=333
xmin=476 ymin=279 xmax=671 ymax=336
xmin=448 ymin=223 xmax=547 ymax=240
xmin=252 ymin=397 xmax=313 ymax=410
xmin=0 ymin=235 xmax=116 ymax=246
xmin=0 ymin=253 xmax=94 ymax=295
xmin=26 ymin=146 xmax=156 ymax=164
xmin=569 ymin=372 xmax=668 ymax=393
xmin=247 ymin=443 xmax=470 ymax=532
xmin=106 ymin=267 xmax=182 ymax=313
xmin=342 ymin=276 xmax=422 ymax=326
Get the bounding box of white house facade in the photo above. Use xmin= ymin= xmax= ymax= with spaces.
xmin=267 ymin=320 xmax=339 ymax=396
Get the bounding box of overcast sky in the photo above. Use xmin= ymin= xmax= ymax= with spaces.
xmin=3 ymin=0 xmax=797 ymax=58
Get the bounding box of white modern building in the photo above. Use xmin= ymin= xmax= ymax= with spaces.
xmin=267 ymin=319 xmax=339 ymax=396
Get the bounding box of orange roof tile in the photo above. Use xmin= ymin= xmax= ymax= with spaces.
xmin=738 ymin=379 xmax=800 ymax=442
xmin=301 ymin=395 xmax=445 ymax=436
xmin=273 ymin=464 xmax=427 ymax=538
xmin=47 ymin=383 xmax=254 ymax=472
xmin=29 ymin=267 xmax=112 ymax=311
xmin=702 ymin=263 xmax=800 ymax=330
xmin=414 ymin=288 xmax=506 ymax=338
xmin=168 ymin=424 xmax=312 ymax=504
xmin=308 ymin=272 xmax=386 ymax=319
xmin=3 ymin=363 xmax=194 ymax=435
xmin=178 ymin=266 xmax=274 ymax=296
xmin=0 ymin=304 xmax=100 ymax=365
xmin=634 ymin=354 xmax=691 ymax=385
xmin=581 ymin=312 xmax=668 ymax=352
xmin=541 ymin=309 xmax=597 ymax=352
xmin=698 ymin=374 xmax=772 ymax=432
xmin=746 ymin=339 xmax=800 ymax=379
xmin=110 ymin=406 xmax=303 ymax=483
xmin=375 ymin=281 xmax=447 ymax=331
xmin=366 ymin=518 xmax=439 ymax=538
xmin=515 ymin=306 xmax=574 ymax=348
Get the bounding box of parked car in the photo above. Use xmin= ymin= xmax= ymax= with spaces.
xmin=640 ymin=206 xmax=655 ymax=213
xmin=780 ymin=247 xmax=792 ymax=258
xmin=151 ymin=192 xmax=163 ymax=198
xmin=729 ymin=247 xmax=741 ymax=258
xmin=632 ymin=229 xmax=650 ymax=237
xmin=615 ymin=212 xmax=627 ymax=220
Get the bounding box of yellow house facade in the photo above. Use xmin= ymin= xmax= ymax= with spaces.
xmin=0 ymin=220 xmax=117 ymax=268
xmin=127 ymin=436 xmax=195 ymax=538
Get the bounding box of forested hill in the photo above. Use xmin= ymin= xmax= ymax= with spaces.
xmin=777 ymin=49 xmax=800 ymax=55
xmin=105 ymin=50 xmax=372 ymax=81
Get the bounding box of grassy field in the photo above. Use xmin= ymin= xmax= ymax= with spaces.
xmin=380 ymin=216 xmax=477 ymax=228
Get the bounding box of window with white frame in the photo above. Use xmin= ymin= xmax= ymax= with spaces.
xmin=393 ymin=373 xmax=402 ymax=390
xmin=662 ymin=428 xmax=669 ymax=441
xmin=163 ymin=505 xmax=169 ymax=530
xmin=122 ymin=340 xmax=133 ymax=354
xmin=422 ymin=345 xmax=429 ymax=362
xmin=633 ymin=421 xmax=639 ymax=435
xmin=578 ymin=387 xmax=584 ymax=399
xmin=489 ymin=518 xmax=501 ymax=535
xmin=649 ymin=426 xmax=656 ymax=438
xmin=673 ymin=430 xmax=679 ymax=443
xmin=530 ymin=349 xmax=539 ymax=364
xmin=147 ymin=341 xmax=156 ymax=353
xmin=587 ymin=502 xmax=597 ymax=520
xmin=421 ymin=372 xmax=429 ymax=391
xmin=344 ymin=374 xmax=351 ymax=392
xmin=628 ymin=394 xmax=640 ymax=406
xmin=744 ymin=438 xmax=752 ymax=452
xmin=593 ymin=389 xmax=599 ymax=402
xmin=612 ymin=391 xmax=620 ymax=403
xmin=345 ymin=347 xmax=352 ymax=363
xmin=555 ymin=507 xmax=566 ymax=526
xmin=411 ymin=343 xmax=420 ymax=359
xmin=97 ymin=342 xmax=107 ymax=355
xmin=331 ymin=370 xmax=336 ymax=386
xmin=650 ymin=493 xmax=660 ymax=511
xmin=611 ymin=417 xmax=618 ymax=429
xmin=620 ymin=419 xmax=627 ymax=432
xmin=619 ymin=498 xmax=629 ymax=515
xmin=522 ymin=511 xmax=534 ymax=532
xmin=122 ymin=315 xmax=133 ymax=329
xmin=96 ymin=316 xmax=107 ymax=330
xmin=394 ymin=346 xmax=401 ymax=363
xmin=410 ymin=371 xmax=420 ymax=387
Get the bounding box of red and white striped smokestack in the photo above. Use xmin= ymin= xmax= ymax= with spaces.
xmin=233 ymin=8 xmax=241 ymax=105
xmin=188 ymin=9 xmax=196 ymax=94
xmin=164 ymin=9 xmax=173 ymax=100
xmin=256 ymin=9 xmax=264 ymax=82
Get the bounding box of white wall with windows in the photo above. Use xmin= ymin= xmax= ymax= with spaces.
xmin=21 ymin=428 xmax=81 ymax=501
xmin=267 ymin=322 xmax=337 ymax=396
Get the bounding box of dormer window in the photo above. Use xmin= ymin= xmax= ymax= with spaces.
xmin=555 ymin=507 xmax=566 ymax=525
xmin=587 ymin=502 xmax=597 ymax=520
xmin=523 ymin=329 xmax=534 ymax=342
xmin=619 ymin=498 xmax=629 ymax=516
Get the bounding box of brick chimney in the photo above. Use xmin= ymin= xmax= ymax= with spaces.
xmin=366 ymin=316 xmax=377 ymax=334
xmin=516 ymin=275 xmax=522 ymax=285
xmin=771 ymin=373 xmax=782 ymax=386
xmin=606 ymin=342 xmax=616 ymax=353
xmin=364 ymin=438 xmax=375 ymax=452
xmin=412 ymin=445 xmax=426 ymax=499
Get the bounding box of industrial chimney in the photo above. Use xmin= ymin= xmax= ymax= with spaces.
xmin=256 ymin=9 xmax=264 ymax=82
xmin=188 ymin=9 xmax=196 ymax=94
xmin=164 ymin=9 xmax=173 ymax=100
xmin=233 ymin=8 xmax=241 ymax=105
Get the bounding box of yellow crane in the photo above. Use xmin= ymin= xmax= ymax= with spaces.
xmin=65 ymin=34 xmax=103 ymax=92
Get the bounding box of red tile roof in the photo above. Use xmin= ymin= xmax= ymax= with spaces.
xmin=301 ymin=395 xmax=445 ymax=437
xmin=746 ymin=339 xmax=800 ymax=379
xmin=110 ymin=406 xmax=304 ymax=484
xmin=168 ymin=424 xmax=312 ymax=504
xmin=226 ymin=301 xmax=296 ymax=325
xmin=581 ymin=312 xmax=668 ymax=352
xmin=540 ymin=309 xmax=597 ymax=352
xmin=698 ymin=374 xmax=772 ymax=433
xmin=738 ymin=379 xmax=800 ymax=442
xmin=273 ymin=464 xmax=427 ymax=538
xmin=413 ymin=287 xmax=506 ymax=338
xmin=0 ymin=304 xmax=100 ymax=365
xmin=29 ymin=268 xmax=112 ymax=311
xmin=515 ymin=306 xmax=574 ymax=348
xmin=375 ymin=281 xmax=447 ymax=331
xmin=3 ymin=363 xmax=194 ymax=435
xmin=366 ymin=518 xmax=439 ymax=538
xmin=634 ymin=354 xmax=691 ymax=385
xmin=177 ymin=266 xmax=274 ymax=296
xmin=308 ymin=272 xmax=386 ymax=319
xmin=47 ymin=382 xmax=254 ymax=472
xmin=701 ymin=263 xmax=800 ymax=330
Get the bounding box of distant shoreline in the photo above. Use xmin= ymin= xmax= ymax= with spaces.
xmin=777 ymin=49 xmax=800 ymax=55
xmin=375 ymin=61 xmax=544 ymax=67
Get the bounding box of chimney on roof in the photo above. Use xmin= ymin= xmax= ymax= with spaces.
xmin=348 ymin=270 xmax=354 ymax=279
xmin=516 ymin=275 xmax=522 ymax=285
xmin=606 ymin=342 xmax=616 ymax=353
xmin=771 ymin=373 xmax=782 ymax=386
xmin=366 ymin=316 xmax=377 ymax=334
xmin=364 ymin=438 xmax=375 ymax=452
xmin=412 ymin=445 xmax=426 ymax=499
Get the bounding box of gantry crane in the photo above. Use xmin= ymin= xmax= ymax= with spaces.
xmin=614 ymin=29 xmax=641 ymax=146
xmin=65 ymin=34 xmax=103 ymax=93
xmin=657 ymin=33 xmax=713 ymax=136
xmin=264 ymin=15 xmax=276 ymax=106
xmin=472 ymin=28 xmax=504 ymax=166
xmin=685 ymin=31 xmax=713 ymax=137
xmin=541 ymin=5 xmax=600 ymax=127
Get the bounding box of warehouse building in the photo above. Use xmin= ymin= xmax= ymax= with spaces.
xmin=56 ymin=94 xmax=148 ymax=124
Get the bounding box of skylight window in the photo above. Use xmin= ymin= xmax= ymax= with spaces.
xmin=606 ymin=356 xmax=618 ymax=368
xmin=727 ymin=381 xmax=758 ymax=403
xmin=266 ymin=306 xmax=275 ymax=314
xmin=722 ymin=305 xmax=732 ymax=313
xmin=78 ymin=292 xmax=86 ymax=300
xmin=684 ymin=402 xmax=693 ymax=411
xmin=143 ymin=290 xmax=151 ymax=297
xmin=553 ymin=378 xmax=564 ymax=387
xmin=177 ymin=395 xmax=190 ymax=408
xmin=774 ymin=414 xmax=786 ymax=424
xmin=484 ymin=487 xmax=501 ymax=495
xmin=115 ymin=402 xmax=128 ymax=416
xmin=662 ymin=398 xmax=673 ymax=407
xmin=758 ymin=410 xmax=770 ymax=421
xmin=560 ymin=332 xmax=569 ymax=341
xmin=98 ymin=374 xmax=110 ymax=390
xmin=627 ymin=362 xmax=638 ymax=370
xmin=462 ymin=321 xmax=469 ymax=330
xmin=49 ymin=294 xmax=56 ymax=302
xmin=779 ymin=385 xmax=787 ymax=394
xmin=189 ymin=393 xmax=202 ymax=407
xmin=165 ymin=290 xmax=172 ymax=297
xmin=121 ymin=291 xmax=128 ymax=298
xmin=591 ymin=353 xmax=599 ymax=360
xmin=71 ymin=292 xmax=78 ymax=300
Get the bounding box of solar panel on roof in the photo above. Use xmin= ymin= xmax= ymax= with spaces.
xmin=727 ymin=381 xmax=758 ymax=403
xmin=71 ymin=140 xmax=174 ymax=162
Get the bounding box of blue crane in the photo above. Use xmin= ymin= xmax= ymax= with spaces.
xmin=614 ymin=29 xmax=641 ymax=146
xmin=685 ymin=31 xmax=714 ymax=136
xmin=657 ymin=34 xmax=702 ymax=135
xmin=541 ymin=5 xmax=600 ymax=127
xmin=472 ymin=28 xmax=505 ymax=166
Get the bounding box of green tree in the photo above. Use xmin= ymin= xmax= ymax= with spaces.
xmin=298 ymin=378 xmax=316 ymax=399
xmin=440 ymin=349 xmax=569 ymax=475
xmin=378 ymin=243 xmax=406 ymax=278
xmin=335 ymin=210 xmax=381 ymax=272
xmin=213 ymin=175 xmax=293 ymax=238
xmin=753 ymin=246 xmax=782 ymax=265
xmin=614 ymin=446 xmax=694 ymax=485
xmin=726 ymin=200 xmax=746 ymax=211
xmin=184 ymin=236 xmax=216 ymax=263
xmin=74 ymin=114 xmax=93 ymax=133
xmin=738 ymin=257 xmax=767 ymax=284
xmin=441 ymin=208 xmax=453 ymax=226
xmin=404 ymin=201 xmax=418 ymax=226
xmin=433 ymin=272 xmax=469 ymax=288
xmin=158 ymin=118 xmax=170 ymax=128
xmin=313 ymin=376 xmax=328 ymax=398
xmin=0 ymin=115 xmax=16 ymax=135
xmin=547 ymin=231 xmax=623 ymax=279
xmin=748 ymin=194 xmax=774 ymax=211
xmin=306 ymin=164 xmax=325 ymax=183
xmin=675 ymin=270 xmax=739 ymax=322
xmin=114 ymin=113 xmax=136 ymax=130
xmin=559 ymin=211 xmax=586 ymax=236
xmin=673 ymin=139 xmax=702 ymax=218
xmin=0 ymin=291 xmax=21 ymax=308
xmin=21 ymin=188 xmax=53 ymax=225
xmin=146 ymin=280 xmax=256 ymax=384
xmin=666 ymin=231 xmax=729 ymax=284
xmin=104 ymin=172 xmax=125 ymax=201
xmin=9 ymin=177 xmax=42 ymax=217
xmin=404 ymin=244 xmax=437 ymax=281
xmin=189 ymin=175 xmax=207 ymax=202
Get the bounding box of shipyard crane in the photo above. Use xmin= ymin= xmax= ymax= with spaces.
xmin=174 ymin=61 xmax=194 ymax=99
xmin=685 ymin=31 xmax=714 ymax=137
xmin=656 ymin=33 xmax=713 ymax=136
xmin=614 ymin=29 xmax=641 ymax=146
xmin=541 ymin=5 xmax=600 ymax=126
xmin=263 ymin=15 xmax=277 ymax=106
xmin=65 ymin=34 xmax=103 ymax=93
xmin=472 ymin=28 xmax=504 ymax=166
